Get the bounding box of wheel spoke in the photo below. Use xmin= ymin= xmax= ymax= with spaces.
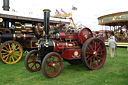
xmin=35 ymin=64 xmax=37 ymax=70
xmin=97 ymin=53 xmax=102 ymax=56
xmin=9 ymin=55 xmax=12 ymax=62
xmin=5 ymin=55 xmax=9 ymax=61
xmin=97 ymin=56 xmax=103 ymax=61
xmin=95 ymin=42 xmax=97 ymax=51
xmin=49 ymin=57 xmax=53 ymax=63
xmin=97 ymin=49 xmax=105 ymax=53
xmin=89 ymin=58 xmax=93 ymax=66
xmin=86 ymin=55 xmax=90 ymax=59
xmin=53 ymin=67 xmax=57 ymax=73
xmin=11 ymin=55 xmax=15 ymax=62
xmin=14 ymin=53 xmax=21 ymax=57
xmin=4 ymin=45 xmax=9 ymax=51
xmin=33 ymin=53 xmax=36 ymax=59
xmin=27 ymin=61 xmax=33 ymax=64
xmin=55 ymin=59 xmax=59 ymax=64
xmin=1 ymin=52 xmax=8 ymax=55
xmin=46 ymin=67 xmax=51 ymax=72
xmin=14 ymin=47 xmax=20 ymax=51
xmin=55 ymin=65 xmax=60 ymax=68
xmin=2 ymin=54 xmax=10 ymax=59
xmin=28 ymin=56 xmax=33 ymax=60
xmin=1 ymin=49 xmax=9 ymax=52
xmin=86 ymin=51 xmax=93 ymax=55
xmin=52 ymin=56 xmax=55 ymax=61
xmin=30 ymin=63 xmax=35 ymax=69
xmin=45 ymin=61 xmax=50 ymax=66
xmin=87 ymin=56 xmax=93 ymax=62
xmin=12 ymin=44 xmax=17 ymax=51
xmin=12 ymin=54 xmax=17 ymax=59
xmin=49 ymin=68 xmax=52 ymax=75
xmin=8 ymin=43 xmax=11 ymax=50
xmin=89 ymin=44 xmax=94 ymax=51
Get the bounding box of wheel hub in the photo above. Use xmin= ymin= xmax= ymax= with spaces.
xmin=52 ymin=63 xmax=56 ymax=67
xmin=93 ymin=51 xmax=97 ymax=57
xmin=9 ymin=51 xmax=13 ymax=54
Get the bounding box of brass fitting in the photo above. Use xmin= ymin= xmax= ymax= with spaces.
xmin=84 ymin=34 xmax=88 ymax=39
xmin=44 ymin=40 xmax=49 ymax=47
xmin=43 ymin=9 xmax=51 ymax=12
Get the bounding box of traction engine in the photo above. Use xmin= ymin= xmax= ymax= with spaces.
xmin=24 ymin=9 xmax=107 ymax=78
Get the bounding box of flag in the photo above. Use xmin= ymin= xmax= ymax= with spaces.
xmin=61 ymin=8 xmax=66 ymax=14
xmin=72 ymin=6 xmax=77 ymax=10
xmin=55 ymin=9 xmax=60 ymax=14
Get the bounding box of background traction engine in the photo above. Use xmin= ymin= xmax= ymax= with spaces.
xmin=0 ymin=21 xmax=44 ymax=64
xmin=24 ymin=9 xmax=107 ymax=78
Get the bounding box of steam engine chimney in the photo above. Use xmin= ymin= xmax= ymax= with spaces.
xmin=2 ymin=0 xmax=10 ymax=28
xmin=2 ymin=0 xmax=10 ymax=11
xmin=43 ymin=9 xmax=51 ymax=40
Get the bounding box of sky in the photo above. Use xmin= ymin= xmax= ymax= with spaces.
xmin=0 ymin=0 xmax=128 ymax=31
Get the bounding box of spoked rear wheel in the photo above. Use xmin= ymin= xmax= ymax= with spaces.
xmin=42 ymin=52 xmax=62 ymax=78
xmin=0 ymin=40 xmax=23 ymax=64
xmin=24 ymin=50 xmax=41 ymax=72
xmin=82 ymin=38 xmax=106 ymax=70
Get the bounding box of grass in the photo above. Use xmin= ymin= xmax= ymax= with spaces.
xmin=0 ymin=47 xmax=128 ymax=85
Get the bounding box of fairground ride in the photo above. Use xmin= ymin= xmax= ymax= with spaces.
xmin=98 ymin=11 xmax=128 ymax=47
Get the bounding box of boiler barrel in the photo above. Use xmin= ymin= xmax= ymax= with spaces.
xmin=0 ymin=34 xmax=35 ymax=43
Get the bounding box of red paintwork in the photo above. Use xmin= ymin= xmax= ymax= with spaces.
xmin=62 ymin=48 xmax=81 ymax=59
xmin=53 ymin=40 xmax=79 ymax=53
xmin=65 ymin=33 xmax=77 ymax=40
xmin=99 ymin=37 xmax=105 ymax=42
xmin=78 ymin=28 xmax=93 ymax=44
xmin=59 ymin=31 xmax=65 ymax=40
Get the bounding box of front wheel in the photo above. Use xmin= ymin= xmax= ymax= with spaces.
xmin=82 ymin=38 xmax=106 ymax=70
xmin=24 ymin=50 xmax=41 ymax=72
xmin=42 ymin=52 xmax=62 ymax=78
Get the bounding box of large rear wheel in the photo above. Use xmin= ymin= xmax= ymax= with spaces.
xmin=0 ymin=40 xmax=23 ymax=64
xmin=82 ymin=38 xmax=106 ymax=70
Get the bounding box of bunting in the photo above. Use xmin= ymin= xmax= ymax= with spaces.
xmin=55 ymin=9 xmax=60 ymax=14
xmin=72 ymin=6 xmax=77 ymax=11
xmin=61 ymin=8 xmax=66 ymax=14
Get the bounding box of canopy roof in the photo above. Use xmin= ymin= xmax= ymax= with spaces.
xmin=0 ymin=10 xmax=70 ymax=24
xmin=98 ymin=11 xmax=128 ymax=26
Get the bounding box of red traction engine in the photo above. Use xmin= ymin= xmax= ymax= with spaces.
xmin=24 ymin=9 xmax=107 ymax=78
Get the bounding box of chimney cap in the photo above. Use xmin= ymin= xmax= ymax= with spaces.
xmin=43 ymin=9 xmax=51 ymax=12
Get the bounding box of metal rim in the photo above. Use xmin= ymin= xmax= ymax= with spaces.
xmin=0 ymin=40 xmax=23 ymax=64
xmin=24 ymin=50 xmax=41 ymax=72
xmin=42 ymin=52 xmax=62 ymax=78
xmin=82 ymin=38 xmax=106 ymax=70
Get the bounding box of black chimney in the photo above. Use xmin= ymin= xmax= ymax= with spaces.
xmin=2 ymin=0 xmax=10 ymax=28
xmin=2 ymin=0 xmax=10 ymax=11
xmin=43 ymin=9 xmax=51 ymax=40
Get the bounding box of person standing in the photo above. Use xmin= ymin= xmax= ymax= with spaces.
xmin=108 ymin=36 xmax=117 ymax=58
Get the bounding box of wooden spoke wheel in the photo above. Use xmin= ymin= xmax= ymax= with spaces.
xmin=82 ymin=38 xmax=106 ymax=70
xmin=42 ymin=52 xmax=62 ymax=78
xmin=24 ymin=50 xmax=41 ymax=72
xmin=0 ymin=40 xmax=23 ymax=64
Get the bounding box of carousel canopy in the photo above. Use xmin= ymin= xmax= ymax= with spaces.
xmin=98 ymin=11 xmax=128 ymax=26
